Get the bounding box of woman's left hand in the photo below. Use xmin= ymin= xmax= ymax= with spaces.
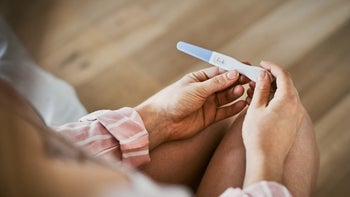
xmin=135 ymin=66 xmax=249 ymax=149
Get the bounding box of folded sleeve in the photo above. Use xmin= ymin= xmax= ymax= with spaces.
xmin=52 ymin=107 xmax=150 ymax=168
xmin=220 ymin=181 xmax=292 ymax=197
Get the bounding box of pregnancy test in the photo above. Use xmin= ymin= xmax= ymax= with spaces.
xmin=177 ymin=41 xmax=267 ymax=82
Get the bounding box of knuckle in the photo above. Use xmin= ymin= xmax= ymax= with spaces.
xmin=257 ymin=81 xmax=270 ymax=91
xmin=286 ymin=94 xmax=300 ymax=109
xmin=186 ymin=72 xmax=197 ymax=80
xmin=212 ymin=76 xmax=225 ymax=87
xmin=181 ymin=73 xmax=193 ymax=82
xmin=281 ymin=69 xmax=290 ymax=78
xmin=185 ymin=71 xmax=208 ymax=82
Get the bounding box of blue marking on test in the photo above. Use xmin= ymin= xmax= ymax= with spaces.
xmin=177 ymin=41 xmax=212 ymax=62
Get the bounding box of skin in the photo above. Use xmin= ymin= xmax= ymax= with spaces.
xmin=0 ymin=61 xmax=318 ymax=196
xmin=243 ymin=61 xmax=304 ymax=186
xmin=135 ymin=67 xmax=249 ymax=150
xmin=136 ymin=61 xmax=318 ymax=196
xmin=135 ymin=67 xmax=250 ymax=189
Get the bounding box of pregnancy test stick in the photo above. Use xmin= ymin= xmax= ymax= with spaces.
xmin=177 ymin=41 xmax=267 ymax=82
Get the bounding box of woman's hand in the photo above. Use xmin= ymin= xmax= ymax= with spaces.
xmin=242 ymin=61 xmax=305 ymax=186
xmin=135 ymin=67 xmax=249 ymax=150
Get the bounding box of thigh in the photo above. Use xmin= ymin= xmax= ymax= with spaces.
xmin=196 ymin=111 xmax=246 ymax=197
xmin=140 ymin=118 xmax=233 ymax=190
xmin=283 ymin=110 xmax=319 ymax=197
xmin=196 ymin=109 xmax=319 ymax=197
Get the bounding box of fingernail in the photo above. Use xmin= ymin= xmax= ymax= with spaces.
xmin=258 ymin=71 xmax=266 ymax=81
xmin=226 ymin=70 xmax=238 ymax=80
xmin=246 ymin=97 xmax=252 ymax=105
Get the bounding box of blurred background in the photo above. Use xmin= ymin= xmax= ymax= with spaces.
xmin=1 ymin=0 xmax=349 ymax=196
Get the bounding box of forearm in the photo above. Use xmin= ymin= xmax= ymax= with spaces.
xmin=244 ymin=153 xmax=284 ymax=188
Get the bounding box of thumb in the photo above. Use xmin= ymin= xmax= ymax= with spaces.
xmin=250 ymin=71 xmax=271 ymax=108
xmin=199 ymin=70 xmax=239 ymax=96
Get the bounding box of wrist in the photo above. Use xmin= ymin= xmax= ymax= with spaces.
xmin=244 ymin=152 xmax=284 ymax=188
xmin=134 ymin=103 xmax=169 ymax=150
xmin=245 ymin=142 xmax=289 ymax=165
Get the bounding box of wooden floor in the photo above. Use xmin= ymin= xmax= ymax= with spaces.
xmin=1 ymin=0 xmax=350 ymax=196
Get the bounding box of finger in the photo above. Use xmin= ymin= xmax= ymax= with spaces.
xmin=189 ymin=66 xmax=224 ymax=82
xmin=216 ymin=85 xmax=244 ymax=106
xmin=246 ymin=97 xmax=252 ymax=105
xmin=215 ymin=100 xmax=247 ymax=121
xmin=250 ymin=71 xmax=271 ymax=108
xmin=247 ymin=83 xmax=255 ymax=101
xmin=246 ymin=86 xmax=254 ymax=105
xmin=199 ymin=70 xmax=240 ymax=96
xmin=238 ymin=75 xmax=251 ymax=84
xmin=241 ymin=61 xmax=252 ymax=65
xmin=249 ymin=81 xmax=256 ymax=89
xmin=260 ymin=61 xmax=294 ymax=93
xmin=247 ymin=87 xmax=254 ymax=98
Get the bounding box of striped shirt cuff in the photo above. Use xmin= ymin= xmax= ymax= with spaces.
xmin=94 ymin=107 xmax=151 ymax=167
xmin=220 ymin=181 xmax=292 ymax=197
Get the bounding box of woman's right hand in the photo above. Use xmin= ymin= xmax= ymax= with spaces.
xmin=242 ymin=61 xmax=305 ymax=186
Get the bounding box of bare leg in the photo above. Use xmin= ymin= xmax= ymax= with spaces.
xmin=196 ymin=109 xmax=319 ymax=197
xmin=283 ymin=110 xmax=319 ymax=197
xmin=140 ymin=118 xmax=233 ymax=190
xmin=196 ymin=110 xmax=246 ymax=197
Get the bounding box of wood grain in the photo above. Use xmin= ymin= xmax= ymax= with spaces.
xmin=1 ymin=0 xmax=350 ymax=196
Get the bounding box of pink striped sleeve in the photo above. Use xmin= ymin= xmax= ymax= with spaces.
xmin=220 ymin=181 xmax=292 ymax=197
xmin=52 ymin=107 xmax=150 ymax=168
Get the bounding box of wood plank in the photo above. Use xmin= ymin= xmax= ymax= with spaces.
xmin=330 ymin=172 xmax=350 ymax=197
xmin=315 ymin=93 xmax=350 ymax=178
xmin=27 ymin=1 xmax=205 ymax=87
xmin=222 ymin=0 xmax=350 ymax=67
xmin=290 ymin=22 xmax=350 ymax=195
xmin=76 ymin=59 xmax=161 ymax=112
xmin=41 ymin=0 xmax=137 ymax=58
xmin=132 ymin=0 xmax=283 ymax=84
xmin=1 ymin=0 xmax=350 ymax=196
xmin=314 ymin=94 xmax=350 ymax=196
xmin=289 ymin=21 xmax=350 ymax=122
